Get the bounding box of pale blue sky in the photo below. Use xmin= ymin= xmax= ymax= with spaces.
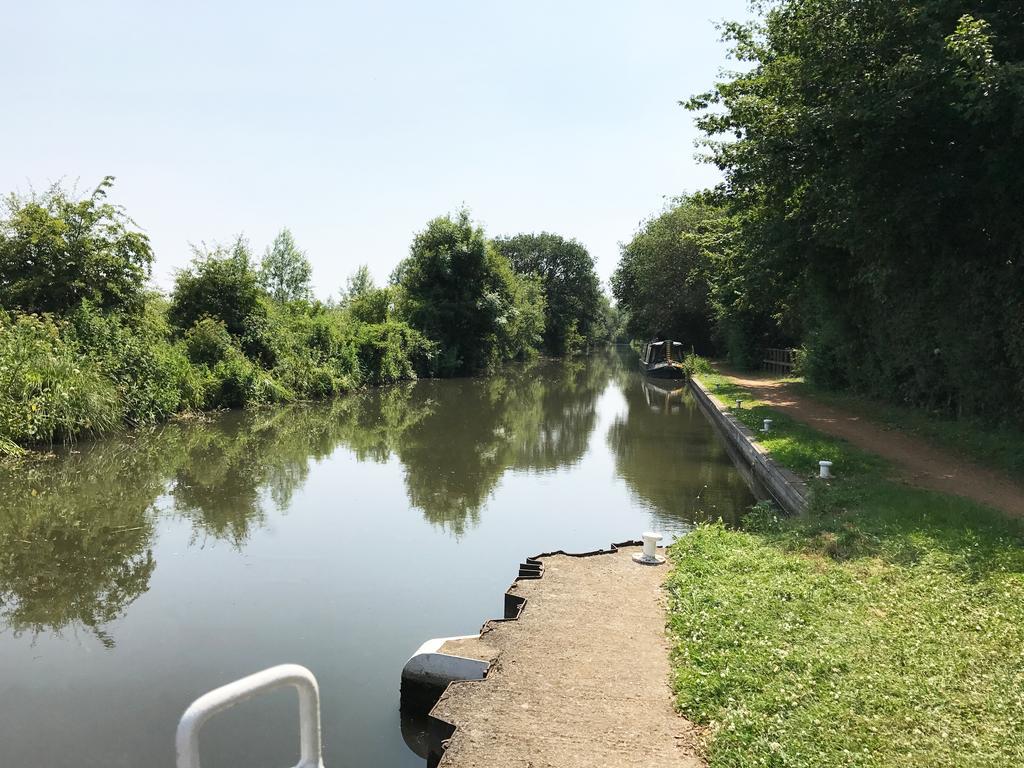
xmin=5 ymin=0 xmax=751 ymax=298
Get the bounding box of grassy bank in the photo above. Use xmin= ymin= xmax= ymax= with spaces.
xmin=790 ymin=381 xmax=1024 ymax=479
xmin=665 ymin=371 xmax=1024 ymax=766
xmin=705 ymin=360 xmax=1024 ymax=478
xmin=0 ymin=180 xmax=627 ymax=456
xmin=0 ymin=301 xmax=432 ymax=457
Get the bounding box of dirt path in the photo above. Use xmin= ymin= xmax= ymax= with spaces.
xmin=715 ymin=368 xmax=1024 ymax=517
xmin=430 ymin=545 xmax=703 ymax=768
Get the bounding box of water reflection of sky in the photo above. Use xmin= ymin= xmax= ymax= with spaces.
xmin=0 ymin=353 xmax=753 ymax=768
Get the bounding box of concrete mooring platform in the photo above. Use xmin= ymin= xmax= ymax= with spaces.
xmin=419 ymin=542 xmax=704 ymax=768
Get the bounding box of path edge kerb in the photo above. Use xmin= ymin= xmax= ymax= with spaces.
xmin=689 ymin=375 xmax=808 ymax=515
xmin=424 ymin=540 xmax=643 ymax=767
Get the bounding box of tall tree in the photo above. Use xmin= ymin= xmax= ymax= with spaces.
xmin=612 ymin=197 xmax=722 ymax=353
xmin=0 ymin=177 xmax=152 ymax=315
xmin=341 ymin=264 xmax=374 ymax=303
xmin=592 ymin=294 xmax=629 ymax=344
xmin=258 ymin=228 xmax=312 ymax=303
xmin=493 ymin=232 xmax=601 ymax=355
xmin=341 ymin=264 xmax=392 ymax=324
xmin=397 ymin=210 xmax=544 ymax=375
xmin=689 ymin=0 xmax=1024 ymax=420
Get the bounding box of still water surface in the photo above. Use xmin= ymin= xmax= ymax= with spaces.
xmin=0 ymin=352 xmax=753 ymax=767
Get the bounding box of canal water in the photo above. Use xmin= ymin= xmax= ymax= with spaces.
xmin=0 ymin=351 xmax=753 ymax=768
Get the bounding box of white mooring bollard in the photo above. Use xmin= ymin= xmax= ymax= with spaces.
xmin=632 ymin=532 xmax=665 ymax=566
xmin=819 ymin=460 xmax=833 ymax=479
xmin=734 ymin=398 xmax=742 ymax=410
xmin=762 ymin=418 xmax=773 ymax=433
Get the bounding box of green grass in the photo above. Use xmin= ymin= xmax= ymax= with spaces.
xmin=790 ymin=381 xmax=1024 ymax=478
xmin=666 ymin=374 xmax=1024 ymax=766
xmin=702 ymin=366 xmax=1024 ymax=478
xmin=0 ymin=301 xmax=434 ymax=453
xmin=698 ymin=370 xmax=887 ymax=480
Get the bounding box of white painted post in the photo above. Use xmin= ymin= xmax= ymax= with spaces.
xmin=632 ymin=532 xmax=665 ymax=565
xmin=642 ymin=533 xmax=659 ymax=559
xmin=734 ymin=398 xmax=742 ymax=410
xmin=819 ymin=460 xmax=833 ymax=479
xmin=762 ymin=418 xmax=773 ymax=432
xmin=176 ymin=664 xmax=325 ymax=768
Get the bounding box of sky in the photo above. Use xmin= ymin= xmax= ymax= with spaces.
xmin=4 ymin=0 xmax=752 ymax=300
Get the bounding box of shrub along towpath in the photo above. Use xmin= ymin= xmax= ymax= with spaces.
xmin=666 ymin=370 xmax=1024 ymax=767
xmin=711 ymin=365 xmax=1024 ymax=517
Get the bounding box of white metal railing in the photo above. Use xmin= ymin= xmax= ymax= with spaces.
xmin=175 ymin=664 xmax=325 ymax=768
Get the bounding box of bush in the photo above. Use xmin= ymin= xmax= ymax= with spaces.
xmin=0 ymin=189 xmax=447 ymax=454
xmin=681 ymin=352 xmax=713 ymax=377
xmin=169 ymin=237 xmax=274 ymax=364
xmin=0 ymin=177 xmax=152 ymax=316
xmin=352 ymin=321 xmax=434 ymax=386
xmin=184 ymin=317 xmax=235 ymax=366
xmin=0 ymin=298 xmax=430 ymax=444
xmin=204 ymin=350 xmax=293 ymax=409
xmin=347 ymin=286 xmax=392 ymax=325
xmin=0 ymin=312 xmax=121 ymax=447
xmin=67 ymin=302 xmax=200 ymax=425
xmin=264 ymin=304 xmax=357 ymax=398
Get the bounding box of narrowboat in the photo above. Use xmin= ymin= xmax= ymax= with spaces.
xmin=639 ymin=340 xmax=686 ymax=379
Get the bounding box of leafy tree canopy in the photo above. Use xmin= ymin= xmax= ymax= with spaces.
xmin=169 ymin=237 xmax=273 ymax=363
xmin=340 ymin=264 xmax=394 ymax=324
xmin=341 ymin=264 xmax=374 ymax=302
xmin=685 ymin=0 xmax=1024 ymax=419
xmin=0 ymin=177 xmax=152 ymax=316
xmin=612 ymin=195 xmax=740 ymax=355
xmin=258 ymin=228 xmax=312 ymax=303
xmin=397 ymin=210 xmax=545 ymax=375
xmin=592 ymin=294 xmax=630 ymax=345
xmin=493 ymin=232 xmax=601 ymax=355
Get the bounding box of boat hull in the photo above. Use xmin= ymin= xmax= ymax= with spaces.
xmin=640 ymin=362 xmax=686 ymax=380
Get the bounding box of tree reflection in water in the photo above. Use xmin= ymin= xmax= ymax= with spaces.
xmin=0 ymin=356 xmax=618 ymax=638
xmin=607 ymin=377 xmax=754 ymax=530
xmin=395 ymin=356 xmax=611 ymax=533
xmin=0 ymin=443 xmax=163 ymax=646
xmin=0 ymin=354 xmax=753 ymax=641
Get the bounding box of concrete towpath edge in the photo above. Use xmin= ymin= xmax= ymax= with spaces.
xmin=689 ymin=374 xmax=809 ymax=515
xmin=422 ymin=540 xmax=708 ymax=768
xmin=422 ymin=540 xmax=642 ymax=766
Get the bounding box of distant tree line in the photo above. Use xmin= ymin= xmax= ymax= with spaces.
xmin=614 ymin=0 xmax=1024 ymax=425
xmin=0 ymin=178 xmax=618 ymax=453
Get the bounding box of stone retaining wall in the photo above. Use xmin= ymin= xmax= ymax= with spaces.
xmin=689 ymin=375 xmax=808 ymax=515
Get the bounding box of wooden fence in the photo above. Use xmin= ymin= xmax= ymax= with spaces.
xmin=763 ymin=348 xmax=797 ymax=375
